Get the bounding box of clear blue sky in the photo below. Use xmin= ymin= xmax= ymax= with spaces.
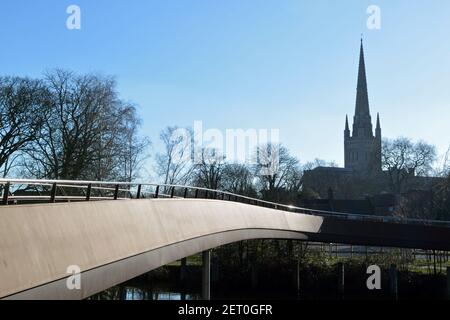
xmin=1 ymin=0 xmax=450 ymax=167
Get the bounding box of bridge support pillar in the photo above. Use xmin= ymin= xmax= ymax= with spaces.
xmin=180 ymin=258 xmax=187 ymax=283
xmin=202 ymin=250 xmax=211 ymax=300
xmin=389 ymin=264 xmax=398 ymax=300
xmin=337 ymin=262 xmax=344 ymax=300
xmin=447 ymin=267 xmax=450 ymax=300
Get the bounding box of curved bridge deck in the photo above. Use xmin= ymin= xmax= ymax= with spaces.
xmin=1 ymin=198 xmax=449 ymax=300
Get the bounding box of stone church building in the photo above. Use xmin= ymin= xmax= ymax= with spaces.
xmin=302 ymin=40 xmax=439 ymax=200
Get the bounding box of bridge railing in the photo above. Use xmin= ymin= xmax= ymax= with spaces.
xmin=1 ymin=178 xmax=449 ymax=228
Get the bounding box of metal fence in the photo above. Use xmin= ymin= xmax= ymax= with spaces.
xmin=1 ymin=178 xmax=449 ymax=228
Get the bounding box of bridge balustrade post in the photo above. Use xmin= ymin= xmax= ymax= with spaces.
xmin=389 ymin=264 xmax=398 ymax=300
xmin=202 ymin=250 xmax=211 ymax=300
xmin=136 ymin=184 xmax=142 ymax=199
xmin=155 ymin=186 xmax=159 ymax=198
xmin=86 ymin=184 xmax=92 ymax=201
xmin=2 ymin=182 xmax=10 ymax=205
xmin=114 ymin=185 xmax=120 ymax=200
xmin=50 ymin=183 xmax=57 ymax=203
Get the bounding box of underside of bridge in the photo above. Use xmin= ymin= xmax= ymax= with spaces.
xmin=1 ymin=199 xmax=449 ymax=300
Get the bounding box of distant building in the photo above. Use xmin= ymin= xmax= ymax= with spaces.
xmin=302 ymin=40 xmax=440 ymax=201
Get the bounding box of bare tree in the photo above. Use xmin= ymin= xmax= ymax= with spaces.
xmin=25 ymin=70 xmax=112 ymax=179
xmin=0 ymin=76 xmax=47 ymax=177
xmin=254 ymin=143 xmax=301 ymax=202
xmin=434 ymin=146 xmax=450 ymax=177
xmin=88 ymin=102 xmax=127 ymax=181
xmin=382 ymin=137 xmax=436 ymax=193
xmin=155 ymin=126 xmax=193 ymax=186
xmin=221 ymin=163 xmax=257 ymax=197
xmin=444 ymin=147 xmax=450 ymax=175
xmin=191 ymin=148 xmax=226 ymax=189
xmin=23 ymin=69 xmax=148 ymax=181
xmin=115 ymin=106 xmax=151 ymax=182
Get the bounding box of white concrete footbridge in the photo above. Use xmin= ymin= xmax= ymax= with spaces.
xmin=0 ymin=179 xmax=449 ymax=300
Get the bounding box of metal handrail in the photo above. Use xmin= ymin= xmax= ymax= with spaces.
xmin=0 ymin=178 xmax=449 ymax=227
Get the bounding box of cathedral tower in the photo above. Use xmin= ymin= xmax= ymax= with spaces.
xmin=344 ymin=39 xmax=382 ymax=174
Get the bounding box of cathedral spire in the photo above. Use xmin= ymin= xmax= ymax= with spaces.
xmin=355 ymin=38 xmax=370 ymax=117
xmin=352 ymin=38 xmax=373 ymax=137
xmin=344 ymin=39 xmax=382 ymax=173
